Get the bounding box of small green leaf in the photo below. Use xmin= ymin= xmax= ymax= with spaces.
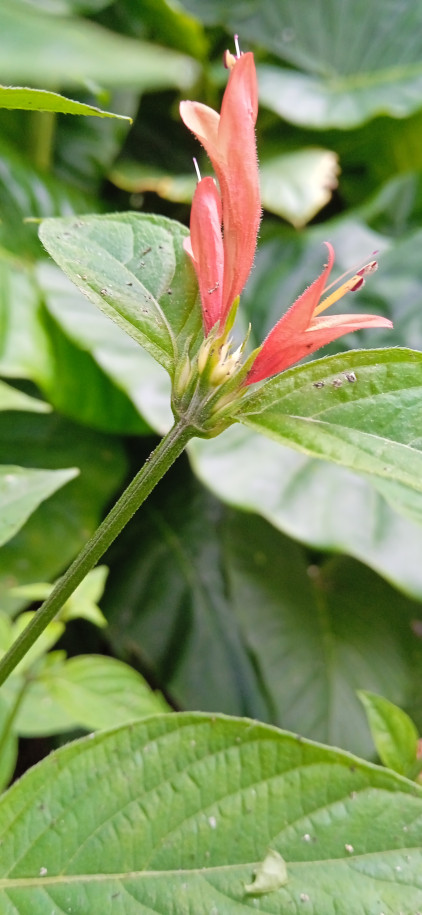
xmin=358 ymin=690 xmax=420 ymax=777
xmin=0 ymin=411 xmax=127 ymax=615
xmin=0 ymin=86 xmax=131 ymax=120
xmin=11 ymin=611 xmax=64 ymax=675
xmin=0 ymin=380 xmax=49 ymax=414
xmin=39 ymin=213 xmax=202 ymax=378
xmin=245 ymin=848 xmax=288 ymax=895
xmin=0 ymin=465 xmax=78 ymax=548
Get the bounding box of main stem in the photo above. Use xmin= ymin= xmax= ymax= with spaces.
xmin=0 ymin=419 xmax=194 ymax=688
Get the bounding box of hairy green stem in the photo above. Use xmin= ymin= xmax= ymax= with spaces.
xmin=0 ymin=420 xmax=194 ymax=688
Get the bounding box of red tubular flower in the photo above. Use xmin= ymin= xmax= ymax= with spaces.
xmin=245 ymin=243 xmax=393 ymax=385
xmin=180 ymin=47 xmax=392 ymax=386
xmin=180 ymin=51 xmax=260 ymax=331
xmin=184 ymin=177 xmax=224 ymax=334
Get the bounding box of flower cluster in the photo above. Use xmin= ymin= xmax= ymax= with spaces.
xmin=180 ymin=43 xmax=392 ymax=387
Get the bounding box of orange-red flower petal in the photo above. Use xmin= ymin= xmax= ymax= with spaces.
xmin=180 ymin=52 xmax=260 ymax=329
xmin=246 ymin=244 xmax=393 ymax=385
xmin=183 ymin=177 xmax=224 ymax=334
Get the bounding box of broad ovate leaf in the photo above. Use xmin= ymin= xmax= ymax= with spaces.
xmin=39 ymin=213 xmax=202 ymax=378
xmin=0 ymin=714 xmax=421 ymax=912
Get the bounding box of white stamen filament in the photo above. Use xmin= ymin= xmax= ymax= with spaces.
xmin=193 ymin=157 xmax=201 ymax=182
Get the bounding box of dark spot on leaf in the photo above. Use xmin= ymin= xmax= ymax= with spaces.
xmin=313 ymin=381 xmax=325 ymax=388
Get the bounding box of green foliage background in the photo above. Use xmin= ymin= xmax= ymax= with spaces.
xmin=2 ymin=0 xmax=422 ymax=768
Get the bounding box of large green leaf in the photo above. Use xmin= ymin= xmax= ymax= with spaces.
xmin=0 ymin=0 xmax=198 ymax=90
xmin=0 ymin=252 xmax=156 ymax=433
xmin=103 ymin=467 xmax=267 ymax=720
xmin=235 ymin=348 xmax=422 ymax=494
xmin=0 ymin=138 xmax=98 ymax=258
xmin=102 ymin=464 xmax=422 ymax=756
xmin=182 ymin=0 xmax=422 ymax=128
xmin=0 ymin=465 xmax=78 ymax=549
xmin=0 ymin=714 xmax=421 ymax=912
xmin=39 ymin=213 xmax=202 ymax=377
xmin=223 ymin=512 xmax=422 ymax=758
xmin=189 ymin=424 xmax=422 ymax=602
xmin=0 ymin=86 xmax=131 ymax=120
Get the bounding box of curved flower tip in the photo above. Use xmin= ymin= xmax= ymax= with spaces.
xmin=246 ymin=243 xmax=393 ymax=385
xmin=180 ymin=49 xmax=260 ymax=333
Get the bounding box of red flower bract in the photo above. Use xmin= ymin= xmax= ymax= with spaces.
xmin=180 ymin=48 xmax=392 ymax=380
xmin=180 ymin=51 xmax=260 ymax=333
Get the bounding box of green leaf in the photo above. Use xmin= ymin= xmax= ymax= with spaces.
xmin=236 ymin=348 xmax=422 ymax=496
xmin=0 ymin=0 xmax=199 ymax=90
xmin=36 ymin=261 xmax=169 ymax=433
xmin=9 ymin=655 xmax=169 ymax=737
xmin=222 ymin=511 xmax=421 ymax=757
xmin=0 ymin=380 xmax=49 ymax=414
xmin=0 ymin=86 xmax=131 ymax=120
xmin=0 ymin=691 xmax=18 ymax=792
xmin=0 ymin=411 xmax=127 ymax=614
xmin=10 ymin=611 xmax=64 ymax=675
xmin=39 ymin=655 xmax=169 ymax=731
xmin=11 ymin=566 xmax=109 ymax=628
xmin=0 ymin=714 xmax=422 ymax=912
xmin=0 ymin=139 xmax=98 ymax=258
xmin=358 ymin=690 xmax=420 ymax=777
xmin=182 ymin=0 xmax=422 ymax=128
xmin=260 ymin=149 xmax=339 ymax=227
xmin=103 ymin=470 xmax=268 ymax=720
xmin=0 ymin=465 xmax=78 ymax=549
xmin=189 ymin=424 xmax=422 ymax=603
xmin=39 ymin=213 xmax=202 ymax=377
